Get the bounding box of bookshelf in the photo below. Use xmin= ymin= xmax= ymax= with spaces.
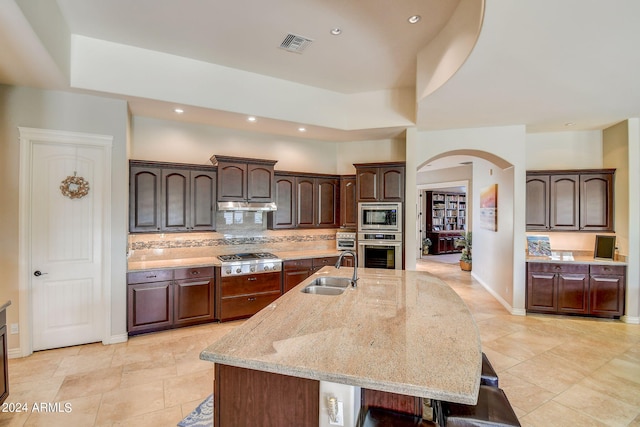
xmin=426 ymin=191 xmax=466 ymax=232
xmin=424 ymin=191 xmax=466 ymax=255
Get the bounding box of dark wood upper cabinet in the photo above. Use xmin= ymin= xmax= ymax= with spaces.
xmin=130 ymin=161 xmax=216 ymax=233
xmin=211 ymin=155 xmax=277 ymax=203
xmin=216 ymin=161 xmax=246 ymax=201
xmin=580 ymin=173 xmax=614 ymax=231
xmin=130 ymin=165 xmax=162 ymax=232
xmin=268 ymin=172 xmax=340 ymax=229
xmin=340 ymin=176 xmax=357 ymax=228
xmin=354 ymin=162 xmax=405 ymax=202
xmin=550 ymin=174 xmax=579 ymax=230
xmin=268 ymin=174 xmax=296 ymax=229
xmin=525 ymin=175 xmax=550 ymax=231
xmin=526 ymin=169 xmax=614 ymax=232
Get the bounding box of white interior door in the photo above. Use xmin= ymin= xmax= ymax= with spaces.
xmin=30 ymin=141 xmax=106 ymax=351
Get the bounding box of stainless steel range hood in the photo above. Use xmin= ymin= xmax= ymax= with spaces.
xmin=217 ymin=201 xmax=277 ymax=211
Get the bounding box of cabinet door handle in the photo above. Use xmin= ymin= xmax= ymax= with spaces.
xmin=146 ymin=275 xmax=157 ymax=279
xmin=247 ymin=277 xmax=257 ymax=281
xmin=191 ymin=271 xmax=199 ymax=275
xmin=248 ymin=297 xmax=257 ymax=302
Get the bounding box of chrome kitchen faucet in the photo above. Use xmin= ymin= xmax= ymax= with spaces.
xmin=335 ymin=250 xmax=358 ymax=287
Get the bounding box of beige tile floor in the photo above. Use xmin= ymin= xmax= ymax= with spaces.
xmin=1 ymin=258 xmax=639 ymax=426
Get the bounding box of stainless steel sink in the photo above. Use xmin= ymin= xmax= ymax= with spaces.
xmin=301 ymin=276 xmax=353 ymax=295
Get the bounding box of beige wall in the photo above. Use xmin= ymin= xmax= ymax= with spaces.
xmin=0 ymin=84 xmax=129 ymax=351
xmin=526 ymin=131 xmax=603 ymax=170
xmin=412 ymin=125 xmax=527 ymax=313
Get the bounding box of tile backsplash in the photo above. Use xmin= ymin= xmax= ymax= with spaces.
xmin=128 ymin=228 xmax=338 ymax=262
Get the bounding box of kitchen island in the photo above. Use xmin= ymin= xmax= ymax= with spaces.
xmin=200 ymin=267 xmax=481 ymax=426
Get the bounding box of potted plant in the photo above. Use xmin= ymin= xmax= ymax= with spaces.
xmin=422 ymin=237 xmax=432 ymax=255
xmin=455 ymin=232 xmax=472 ymax=271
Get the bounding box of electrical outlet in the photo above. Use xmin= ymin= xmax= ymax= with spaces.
xmin=10 ymin=323 xmax=19 ymax=334
xmin=329 ymin=401 xmax=344 ymax=426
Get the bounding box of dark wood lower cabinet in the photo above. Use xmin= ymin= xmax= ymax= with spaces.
xmin=426 ymin=232 xmax=462 ymax=255
xmin=216 ymin=271 xmax=282 ymax=321
xmin=282 ymin=257 xmax=342 ymax=294
xmin=127 ymin=267 xmax=215 ymax=335
xmin=215 ymin=364 xmax=319 ymax=427
xmin=0 ymin=308 xmax=8 ymax=405
xmin=526 ymin=262 xmax=625 ymax=318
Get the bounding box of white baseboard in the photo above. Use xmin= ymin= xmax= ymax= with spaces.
xmin=8 ymin=348 xmax=26 ymax=359
xmin=471 ymin=272 xmax=525 ymax=316
xmin=104 ymin=333 xmax=128 ymax=345
xmin=621 ymin=315 xmax=640 ymax=324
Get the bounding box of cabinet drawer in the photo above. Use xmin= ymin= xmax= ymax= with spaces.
xmin=527 ymin=263 xmax=589 ymax=274
xmin=174 ymin=266 xmax=215 ymax=280
xmin=313 ymin=256 xmax=339 ymax=268
xmin=589 ymin=265 xmax=625 ymax=276
xmin=284 ymin=259 xmax=313 ymax=271
xmin=220 ymin=292 xmax=281 ymax=321
xmin=221 ymin=272 xmax=281 ymax=297
xmin=127 ymin=269 xmax=173 ymax=284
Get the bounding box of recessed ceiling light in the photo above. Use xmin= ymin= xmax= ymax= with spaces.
xmin=564 ymin=122 xmax=575 ymax=127
xmin=174 ymin=108 xmax=184 ymax=114
xmin=408 ymin=15 xmax=421 ymax=24
xmin=298 ymin=127 xmax=307 ymax=132
xmin=247 ymin=116 xmax=257 ymax=122
xmin=330 ymin=28 xmax=342 ymax=35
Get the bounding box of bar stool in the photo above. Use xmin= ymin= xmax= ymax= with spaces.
xmin=360 ymin=407 xmax=436 ymax=427
xmin=481 ymin=352 xmax=499 ymax=387
xmin=434 ymin=385 xmax=521 ymax=427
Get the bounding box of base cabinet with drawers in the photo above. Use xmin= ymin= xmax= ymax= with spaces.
xmin=282 ymin=256 xmax=343 ymax=294
xmin=127 ymin=267 xmax=215 ymax=335
xmin=216 ymin=270 xmax=282 ymax=322
xmin=526 ymin=262 xmax=625 ymax=317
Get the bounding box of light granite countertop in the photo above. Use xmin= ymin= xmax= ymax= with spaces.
xmin=200 ymin=266 xmax=482 ymax=405
xmin=526 ymin=252 xmax=627 ymax=265
xmin=127 ymin=249 xmax=343 ymax=271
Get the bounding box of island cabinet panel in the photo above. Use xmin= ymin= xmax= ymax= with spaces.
xmin=355 ymin=163 xmax=406 ymax=202
xmin=526 ymin=169 xmax=614 ymax=232
xmin=127 ymin=267 xmax=216 ymax=335
xmin=527 ymin=262 xmax=625 ymax=318
xmin=215 ymin=364 xmax=319 ymax=427
xmin=130 ymin=161 xmax=216 ymax=233
xmin=217 ymin=271 xmax=282 ymax=321
xmin=340 ymin=176 xmax=357 ymax=228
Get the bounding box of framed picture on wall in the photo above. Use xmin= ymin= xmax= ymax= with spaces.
xmin=479 ymin=184 xmax=497 ymax=231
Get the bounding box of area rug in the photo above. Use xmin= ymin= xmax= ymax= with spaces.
xmin=178 ymin=394 xmax=213 ymax=427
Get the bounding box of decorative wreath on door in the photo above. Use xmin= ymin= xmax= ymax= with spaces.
xmin=60 ymin=173 xmax=90 ymax=199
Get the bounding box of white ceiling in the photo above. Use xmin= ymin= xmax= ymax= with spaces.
xmin=1 ymin=0 xmax=640 ymax=142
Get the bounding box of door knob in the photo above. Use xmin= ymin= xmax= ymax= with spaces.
xmin=33 ymin=270 xmax=47 ymax=277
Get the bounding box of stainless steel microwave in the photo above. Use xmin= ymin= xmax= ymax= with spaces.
xmin=358 ymin=202 xmax=402 ymax=232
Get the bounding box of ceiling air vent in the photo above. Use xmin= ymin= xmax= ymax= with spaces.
xmin=279 ymin=33 xmax=314 ymax=53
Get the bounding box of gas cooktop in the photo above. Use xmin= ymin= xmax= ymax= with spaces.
xmin=217 ymin=252 xmax=280 ymax=262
